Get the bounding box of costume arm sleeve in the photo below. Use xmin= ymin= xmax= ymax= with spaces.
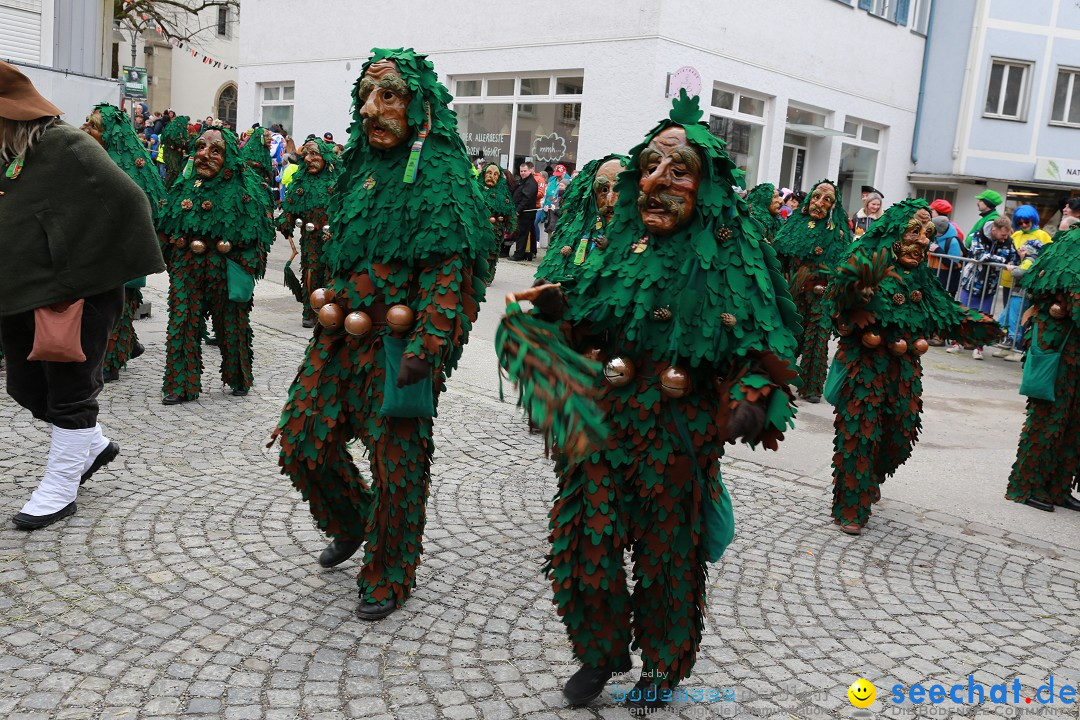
xmin=719 ymin=351 xmax=799 ymax=452
xmin=406 ymin=252 xmax=477 ymax=369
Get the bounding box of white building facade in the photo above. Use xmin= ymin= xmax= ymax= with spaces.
xmin=239 ymin=0 xmax=932 ymax=213
xmin=912 ymin=0 xmax=1080 ymax=231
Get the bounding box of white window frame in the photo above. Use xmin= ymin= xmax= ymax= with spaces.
xmin=911 ymin=0 xmax=931 ymax=35
xmin=1050 ymin=66 xmax=1080 ymax=128
xmin=983 ymin=58 xmax=1033 ymax=122
xmin=708 ymin=83 xmax=768 ymax=186
xmin=259 ymin=81 xmax=294 ymax=131
xmin=449 ymin=71 xmax=584 ymax=165
xmin=867 ymin=0 xmax=892 ymax=19
xmin=842 ymin=117 xmax=885 ymax=149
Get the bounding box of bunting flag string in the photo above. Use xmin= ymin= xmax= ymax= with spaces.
xmin=154 ymin=24 xmax=234 ymax=70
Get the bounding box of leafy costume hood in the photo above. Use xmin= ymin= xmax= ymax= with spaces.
xmin=476 ymin=161 xmax=515 ymax=239
xmin=283 ymin=138 xmax=341 ymax=215
xmin=565 ymin=91 xmax=801 ymax=369
xmin=159 ymin=115 xmax=193 ymax=186
xmin=772 ymin=178 xmax=852 ymax=268
xmin=745 ymin=182 xmax=780 ymax=243
xmin=322 ymin=47 xmax=490 ymax=278
xmin=157 ymin=127 xmax=274 ymax=278
xmin=825 ymin=199 xmax=991 ymax=336
xmin=1023 ymin=226 xmax=1080 ymax=295
xmin=94 ymin=103 xmax=166 ymax=221
xmin=535 ymin=153 xmax=628 ymax=285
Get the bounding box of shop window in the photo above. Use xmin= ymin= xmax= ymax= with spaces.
xmin=711 ymin=88 xmax=734 ymax=111
xmin=787 ymin=106 xmax=826 ymax=128
xmin=709 ymin=115 xmax=763 ymax=186
xmin=839 ymin=145 xmax=879 ymax=213
xmin=861 ymin=0 xmax=910 ymax=25
xmin=984 ymin=58 xmax=1031 ymax=121
xmin=451 ymin=71 xmax=583 ymax=172
xmin=260 ymin=82 xmax=294 ymax=134
xmin=1050 ymin=67 xmax=1080 ymax=127
xmin=915 ymin=188 xmax=957 ymax=206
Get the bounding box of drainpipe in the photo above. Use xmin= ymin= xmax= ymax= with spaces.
xmin=911 ymin=0 xmax=938 ymax=166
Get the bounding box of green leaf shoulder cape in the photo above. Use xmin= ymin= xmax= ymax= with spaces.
xmin=745 ymin=182 xmax=780 ymax=243
xmin=95 ymin=103 xmax=166 ymax=222
xmin=535 ymin=153 xmax=627 ymax=286
xmin=157 ymin=127 xmax=274 ymax=279
xmin=320 ymin=47 xmax=491 ymax=374
xmin=563 ymin=91 xmax=802 ymax=443
xmin=772 ymin=179 xmax=852 ymax=270
xmin=476 ymin=162 xmax=516 ymax=240
xmin=282 ymin=138 xmax=341 ymax=217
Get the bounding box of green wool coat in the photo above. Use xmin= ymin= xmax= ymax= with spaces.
xmin=0 ymin=122 xmax=164 ymax=316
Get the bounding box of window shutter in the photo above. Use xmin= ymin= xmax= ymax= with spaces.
xmin=894 ymin=0 xmax=911 ymax=25
xmin=858 ymin=0 xmax=874 ymax=9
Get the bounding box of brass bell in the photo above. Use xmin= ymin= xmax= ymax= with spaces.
xmin=318 ymin=302 xmax=344 ymax=331
xmin=659 ymin=365 xmax=691 ymax=399
xmin=386 ymin=304 xmax=416 ymax=335
xmin=489 ymin=216 xmax=497 ymax=224
xmin=344 ymin=311 xmax=373 ymax=337
xmin=190 ymin=239 xmax=207 ymax=254
xmin=861 ymin=330 xmax=882 ymax=349
xmin=603 ymin=357 xmax=635 ymax=387
xmin=175 ymin=237 xmax=188 ymax=250
xmin=912 ymin=338 xmax=929 ymax=356
xmin=309 ymin=288 xmax=335 ymax=311
xmin=1049 ymin=303 xmax=1068 ymax=320
xmin=582 ymin=347 xmax=603 ymax=363
xmin=888 ymin=338 xmax=908 ymax=356
xmin=294 ymin=218 xmax=303 ymax=228
xmin=836 ymin=322 xmax=853 ymax=337
xmin=322 ymin=224 xmax=330 ymax=233
xmin=813 ymin=284 xmax=826 ymax=297
xmin=304 ymin=222 xmax=315 ymax=233
xmin=216 ymin=240 xmax=231 ymax=254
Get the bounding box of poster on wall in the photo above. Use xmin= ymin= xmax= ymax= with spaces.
xmin=123 ymin=66 xmax=147 ymax=99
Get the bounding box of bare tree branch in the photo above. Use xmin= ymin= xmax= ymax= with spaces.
xmin=114 ymin=0 xmax=240 ymax=46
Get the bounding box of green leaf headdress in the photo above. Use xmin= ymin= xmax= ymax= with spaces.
xmin=94 ymin=103 xmax=166 ymax=220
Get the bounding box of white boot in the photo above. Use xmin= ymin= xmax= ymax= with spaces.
xmin=83 ymin=424 xmax=111 ymax=474
xmin=19 ymin=426 xmax=95 ymax=517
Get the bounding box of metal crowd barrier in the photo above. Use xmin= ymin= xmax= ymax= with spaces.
xmin=926 ymin=253 xmax=1028 ymax=354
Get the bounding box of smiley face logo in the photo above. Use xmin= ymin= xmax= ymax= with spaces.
xmin=848 ymin=678 xmax=876 ymax=708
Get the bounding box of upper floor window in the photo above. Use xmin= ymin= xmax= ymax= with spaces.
xmin=984 ymin=58 xmax=1032 ymax=121
xmin=217 ymin=6 xmax=231 ymax=37
xmin=859 ymin=0 xmax=912 ymax=25
xmin=1051 ymin=67 xmax=1080 ymax=128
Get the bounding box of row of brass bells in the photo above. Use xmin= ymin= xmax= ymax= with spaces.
xmin=311 ymin=288 xmax=343 ymax=331
xmin=600 ymin=358 xmax=690 ymax=398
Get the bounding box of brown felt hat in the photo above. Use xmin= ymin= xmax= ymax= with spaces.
xmin=0 ymin=60 xmax=61 ymax=121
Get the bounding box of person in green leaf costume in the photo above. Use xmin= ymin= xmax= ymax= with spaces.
xmin=745 ymin=182 xmax=781 ymax=244
xmin=273 ymin=48 xmax=489 ymax=621
xmin=476 ymin=161 xmax=516 ymax=284
xmin=526 ymin=91 xmax=801 ymax=712
xmin=81 ymin=104 xmax=166 ymax=383
xmin=772 ymin=180 xmax=853 ymax=402
xmin=279 ymin=137 xmax=341 ymax=326
xmin=534 ymin=153 xmax=627 ymax=290
xmin=239 ymin=125 xmax=276 ymax=207
xmin=823 ymin=199 xmax=1002 ymax=535
xmin=1004 ymin=226 xmax=1080 ymax=512
xmin=160 ymin=114 xmax=193 ymax=187
xmin=157 ymin=127 xmax=273 ymax=404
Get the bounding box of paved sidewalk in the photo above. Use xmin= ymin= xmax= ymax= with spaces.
xmin=1 ymin=269 xmax=1079 ymax=720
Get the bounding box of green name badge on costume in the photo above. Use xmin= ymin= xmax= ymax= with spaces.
xmin=226 ymin=260 xmax=255 ymax=303
xmin=1019 ymin=325 xmax=1071 ymax=403
xmin=573 ymin=238 xmax=589 ymax=265
xmin=124 ymin=276 xmax=147 ymax=290
xmin=823 ymin=355 xmax=845 ymax=406
xmin=702 ymin=479 xmax=735 ymax=563
xmin=380 ymin=335 xmax=435 ymax=418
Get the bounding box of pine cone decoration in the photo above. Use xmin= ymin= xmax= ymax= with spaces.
xmin=201 ymin=200 xmax=213 ymax=211
xmin=892 ymin=293 xmax=906 ymax=306
xmin=181 ymin=199 xmax=193 ymax=211
xmin=721 ymin=313 xmax=737 ymax=327
xmin=652 ymin=307 xmax=672 ymax=322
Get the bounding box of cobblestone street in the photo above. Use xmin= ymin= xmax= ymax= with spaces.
xmin=2 ymin=270 xmax=1080 ymax=720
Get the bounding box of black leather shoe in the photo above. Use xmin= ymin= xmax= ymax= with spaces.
xmin=162 ymin=394 xmax=193 ymax=406
xmin=103 ymin=368 xmax=120 ymax=383
xmin=1059 ymin=495 xmax=1080 ymax=512
xmin=205 ymin=336 xmax=220 ymax=347
xmin=356 ymin=596 xmax=397 ymax=621
xmin=624 ymin=677 xmax=668 ymax=715
xmin=231 ymin=387 xmax=248 ymax=397
xmin=130 ymin=342 xmax=145 ymax=360
xmin=302 ymin=317 xmax=315 ymax=328
xmin=81 ymin=442 xmax=120 ymax=485
xmin=12 ymin=502 xmax=77 ymax=530
xmin=563 ymin=651 xmax=633 ymax=706
xmin=1024 ymin=497 xmax=1055 ymax=512
xmin=318 ymin=539 xmax=362 ymax=568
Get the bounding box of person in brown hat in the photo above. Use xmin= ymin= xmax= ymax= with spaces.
xmin=0 ymin=61 xmax=165 ymax=530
